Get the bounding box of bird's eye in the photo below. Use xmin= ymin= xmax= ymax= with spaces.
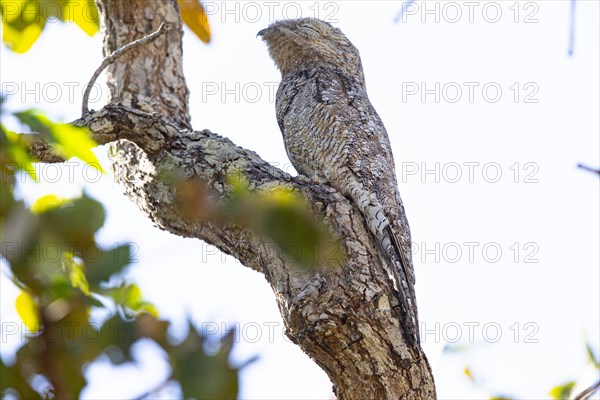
xmin=301 ymin=25 xmax=319 ymax=34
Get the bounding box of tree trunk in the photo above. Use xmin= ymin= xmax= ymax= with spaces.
xmin=89 ymin=0 xmax=437 ymax=398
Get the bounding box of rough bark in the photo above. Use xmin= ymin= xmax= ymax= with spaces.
xmin=47 ymin=0 xmax=437 ymax=398
xmin=95 ymin=0 xmax=191 ymax=129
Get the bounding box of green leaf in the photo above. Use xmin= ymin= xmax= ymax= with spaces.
xmin=40 ymin=193 xmax=106 ymax=245
xmin=0 ymin=181 xmax=17 ymax=217
xmin=30 ymin=194 xmax=67 ymax=214
xmin=15 ymin=290 xmax=39 ymax=332
xmin=172 ymin=323 xmax=238 ymax=400
xmin=97 ymin=315 xmax=139 ymax=364
xmin=1 ymin=0 xmax=99 ymax=53
xmin=586 ymin=342 xmax=600 ymax=369
xmin=13 ymin=109 xmax=51 ymax=135
xmin=226 ymin=170 xmax=251 ymax=197
xmin=48 ymin=273 xmax=78 ymax=300
xmin=6 ymin=231 xmax=54 ymax=290
xmin=96 ymin=313 xmax=175 ymax=366
xmin=48 ymin=122 xmax=104 ymax=173
xmin=463 ymin=366 xmax=474 ymax=382
xmin=1 ymin=125 xmax=38 ymax=181
xmin=0 ymin=0 xmax=45 ymax=53
xmin=85 ymin=244 xmax=133 ymax=287
xmin=68 ymin=260 xmax=90 ymax=295
xmin=17 ymin=304 xmax=94 ymax=398
xmin=62 ymin=0 xmax=99 ymax=36
xmin=11 ymin=299 xmax=97 ymax=398
xmin=104 ymin=284 xmax=158 ymax=317
xmin=135 ymin=313 xmax=171 ymax=350
xmin=106 ymin=283 xmax=140 ymax=308
xmin=14 ymin=110 xmax=104 ymax=173
xmin=0 ymin=357 xmax=42 ymax=399
xmin=549 ymin=381 xmax=576 ymax=400
xmin=226 ymin=184 xmax=344 ymax=271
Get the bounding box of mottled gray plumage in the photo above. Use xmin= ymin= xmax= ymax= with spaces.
xmin=259 ymin=18 xmax=419 ymax=346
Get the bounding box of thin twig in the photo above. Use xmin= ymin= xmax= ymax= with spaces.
xmin=394 ymin=0 xmax=417 ymax=23
xmin=82 ymin=22 xmax=171 ymax=115
xmin=568 ymin=0 xmax=577 ymax=56
xmin=573 ymin=380 xmax=600 ymax=400
xmin=577 ymin=163 xmax=600 ymax=176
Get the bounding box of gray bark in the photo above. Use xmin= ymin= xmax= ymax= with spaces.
xmin=36 ymin=0 xmax=438 ymax=398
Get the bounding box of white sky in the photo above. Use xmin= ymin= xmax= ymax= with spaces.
xmin=1 ymin=1 xmax=599 ymax=399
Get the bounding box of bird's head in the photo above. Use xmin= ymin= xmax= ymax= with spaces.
xmin=258 ymin=18 xmax=364 ymax=80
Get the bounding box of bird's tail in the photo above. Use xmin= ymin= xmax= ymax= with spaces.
xmin=384 ymin=225 xmax=420 ymax=347
xmin=344 ymin=178 xmax=420 ymax=346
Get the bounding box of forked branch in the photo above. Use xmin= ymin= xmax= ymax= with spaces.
xmin=81 ymin=22 xmax=171 ymax=115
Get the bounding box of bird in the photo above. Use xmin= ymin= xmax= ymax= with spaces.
xmin=258 ymin=18 xmax=420 ymax=347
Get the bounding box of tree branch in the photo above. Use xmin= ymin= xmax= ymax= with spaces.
xmin=106 ymin=105 xmax=435 ymax=398
xmin=577 ymin=163 xmax=600 ymax=176
xmin=574 ymin=380 xmax=600 ymax=400
xmin=25 ymin=0 xmax=437 ymax=396
xmin=82 ymin=23 xmax=171 ymax=115
xmin=17 ymin=97 xmax=435 ymax=396
xmin=22 ymin=105 xmax=184 ymax=163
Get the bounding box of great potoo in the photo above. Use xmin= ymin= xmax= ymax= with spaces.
xmin=259 ymin=18 xmax=420 ymax=346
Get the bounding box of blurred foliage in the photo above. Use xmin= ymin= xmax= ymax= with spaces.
xmin=586 ymin=341 xmax=600 ymax=370
xmin=0 ymin=0 xmax=210 ymax=53
xmin=13 ymin=109 xmax=105 ymax=173
xmin=549 ymin=381 xmax=576 ymax=400
xmin=176 ymin=171 xmax=344 ymax=271
xmin=453 ymin=341 xmax=600 ymax=400
xmin=0 ymin=0 xmax=99 ymax=53
xmin=178 ymin=0 xmax=210 ymax=43
xmin=0 ymin=109 xmax=242 ymax=399
xmin=460 ymin=363 xmax=514 ymax=400
xmin=463 ymin=366 xmax=474 ymax=382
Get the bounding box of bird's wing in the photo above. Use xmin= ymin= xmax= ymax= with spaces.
xmin=312 ymin=68 xmax=420 ymax=344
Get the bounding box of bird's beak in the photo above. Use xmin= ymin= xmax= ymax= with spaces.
xmin=256 ymin=28 xmax=267 ymax=38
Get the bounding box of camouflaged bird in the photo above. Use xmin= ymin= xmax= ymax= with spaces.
xmin=259 ymin=18 xmax=420 ymax=346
